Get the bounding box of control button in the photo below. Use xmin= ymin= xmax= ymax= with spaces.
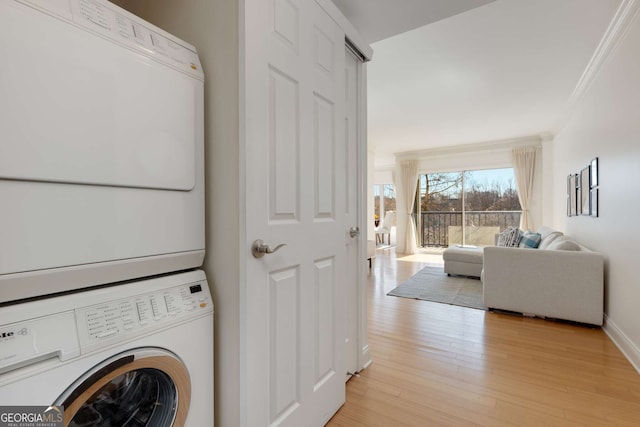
xmin=164 ymin=293 xmax=181 ymax=314
xmin=200 ymin=302 xmax=207 ymax=308
xmin=136 ymin=301 xmax=151 ymax=323
xmin=150 ymin=296 xmax=167 ymax=318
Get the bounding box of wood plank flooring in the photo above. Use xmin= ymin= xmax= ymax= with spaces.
xmin=327 ymin=248 xmax=640 ymax=426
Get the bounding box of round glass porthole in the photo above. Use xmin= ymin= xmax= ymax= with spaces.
xmin=55 ymin=348 xmax=191 ymax=427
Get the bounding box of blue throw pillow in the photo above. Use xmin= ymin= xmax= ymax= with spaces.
xmin=519 ymin=231 xmax=542 ymax=249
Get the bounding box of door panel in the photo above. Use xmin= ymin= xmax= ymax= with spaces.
xmin=268 ymin=67 xmax=300 ymax=222
xmin=313 ymin=256 xmax=336 ymax=388
xmin=244 ymin=0 xmax=346 ymax=425
xmin=313 ymin=94 xmax=336 ymax=219
xmin=273 ymin=0 xmax=300 ymax=52
xmin=269 ymin=266 xmax=300 ymax=423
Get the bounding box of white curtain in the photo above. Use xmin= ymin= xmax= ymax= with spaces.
xmin=512 ymin=147 xmax=537 ymax=230
xmin=399 ymin=159 xmax=418 ymax=254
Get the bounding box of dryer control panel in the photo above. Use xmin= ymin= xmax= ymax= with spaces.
xmin=76 ymin=279 xmax=211 ymax=352
xmin=16 ymin=0 xmax=203 ymax=78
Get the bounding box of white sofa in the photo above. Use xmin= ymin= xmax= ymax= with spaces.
xmin=482 ymin=226 xmax=604 ymax=325
xmin=443 ymin=246 xmax=484 ymax=278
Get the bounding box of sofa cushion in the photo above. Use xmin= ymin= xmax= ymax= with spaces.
xmin=519 ymin=231 xmax=542 ymax=248
xmin=547 ymin=236 xmax=581 ymax=251
xmin=537 ymin=226 xmax=557 ymax=240
xmin=497 ymin=227 xmax=521 ymax=247
xmin=538 ymin=231 xmax=564 ymax=250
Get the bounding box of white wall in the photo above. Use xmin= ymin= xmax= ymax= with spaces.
xmin=552 ymin=7 xmax=640 ymax=370
xmin=111 ymin=1 xmax=240 ymax=425
xmin=367 ymin=149 xmax=376 ymax=238
xmin=373 ymin=168 xmax=394 ymax=185
xmin=392 ymin=137 xmax=547 ymax=252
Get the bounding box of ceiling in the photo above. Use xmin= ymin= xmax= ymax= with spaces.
xmin=332 ymin=0 xmax=621 ymax=168
xmin=331 ymin=0 xmax=496 ymax=44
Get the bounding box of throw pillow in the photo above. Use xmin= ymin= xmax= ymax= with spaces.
xmin=538 ymin=231 xmax=564 ymax=250
xmin=497 ymin=227 xmax=522 ymax=247
xmin=536 ymin=226 xmax=557 ymax=240
xmin=547 ymin=237 xmax=581 ymax=251
xmin=519 ymin=231 xmax=542 ymax=249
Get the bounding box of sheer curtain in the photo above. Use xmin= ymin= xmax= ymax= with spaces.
xmin=399 ymin=159 xmax=418 ymax=254
xmin=512 ymin=147 xmax=537 ymax=230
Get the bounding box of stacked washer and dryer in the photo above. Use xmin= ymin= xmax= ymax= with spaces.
xmin=0 ymin=1 xmax=212 ymax=426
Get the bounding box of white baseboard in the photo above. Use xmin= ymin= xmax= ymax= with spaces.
xmin=603 ymin=313 xmax=640 ymax=374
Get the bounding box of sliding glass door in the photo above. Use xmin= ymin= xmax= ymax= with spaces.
xmin=417 ymin=168 xmax=521 ymax=247
xmin=417 ymin=172 xmax=463 ymax=247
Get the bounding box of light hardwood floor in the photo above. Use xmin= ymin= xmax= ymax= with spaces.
xmin=327 ymin=247 xmax=640 ymax=426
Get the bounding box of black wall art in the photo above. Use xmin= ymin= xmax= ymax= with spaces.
xmin=567 ymin=157 xmax=599 ymax=217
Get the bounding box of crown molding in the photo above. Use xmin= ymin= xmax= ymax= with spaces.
xmin=558 ymin=0 xmax=640 ymax=129
xmin=394 ymin=134 xmax=542 ymax=162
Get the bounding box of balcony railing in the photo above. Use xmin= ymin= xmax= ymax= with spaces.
xmin=419 ymin=211 xmax=522 ymax=247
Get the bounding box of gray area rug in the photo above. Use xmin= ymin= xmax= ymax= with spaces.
xmin=387 ymin=265 xmax=487 ymax=310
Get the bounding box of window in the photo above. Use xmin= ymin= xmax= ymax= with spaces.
xmin=417 ymin=168 xmax=521 ymax=247
xmin=373 ymin=184 xmax=396 ymax=225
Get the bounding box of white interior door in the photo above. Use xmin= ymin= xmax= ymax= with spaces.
xmin=243 ymin=0 xmax=347 ymax=425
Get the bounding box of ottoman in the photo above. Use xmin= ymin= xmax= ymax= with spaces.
xmin=443 ymin=246 xmax=484 ymax=278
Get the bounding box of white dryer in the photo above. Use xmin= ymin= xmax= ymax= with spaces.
xmin=0 ymin=0 xmax=205 ymax=303
xmin=0 ymin=270 xmax=213 ymax=427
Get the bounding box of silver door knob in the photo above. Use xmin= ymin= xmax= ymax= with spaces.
xmin=252 ymin=239 xmax=286 ymax=258
xmin=349 ymin=227 xmax=360 ymax=238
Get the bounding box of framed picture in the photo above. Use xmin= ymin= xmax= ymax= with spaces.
xmin=580 ymin=166 xmax=591 ymax=215
xmin=590 ymin=187 xmax=599 ymax=217
xmin=590 ymin=157 xmax=599 ymax=188
xmin=568 ymin=174 xmax=577 ymax=216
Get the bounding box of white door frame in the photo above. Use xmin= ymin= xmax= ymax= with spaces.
xmin=315 ymin=2 xmax=373 ymax=374
xmin=348 ymin=44 xmax=371 ymax=372
xmin=357 ymin=57 xmax=372 ymax=372
xmin=316 ymin=0 xmax=373 ymax=376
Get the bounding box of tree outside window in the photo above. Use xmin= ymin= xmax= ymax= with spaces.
xmin=373 ymin=184 xmax=396 ymax=224
xmin=418 ymin=168 xmax=521 ymax=247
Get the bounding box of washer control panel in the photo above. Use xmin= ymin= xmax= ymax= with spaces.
xmin=77 ymin=280 xmax=211 ymax=349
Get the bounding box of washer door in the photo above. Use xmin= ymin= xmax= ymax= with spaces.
xmin=55 ymin=348 xmax=191 ymax=427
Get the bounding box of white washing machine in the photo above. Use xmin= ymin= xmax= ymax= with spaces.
xmin=0 ymin=270 xmax=213 ymax=426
